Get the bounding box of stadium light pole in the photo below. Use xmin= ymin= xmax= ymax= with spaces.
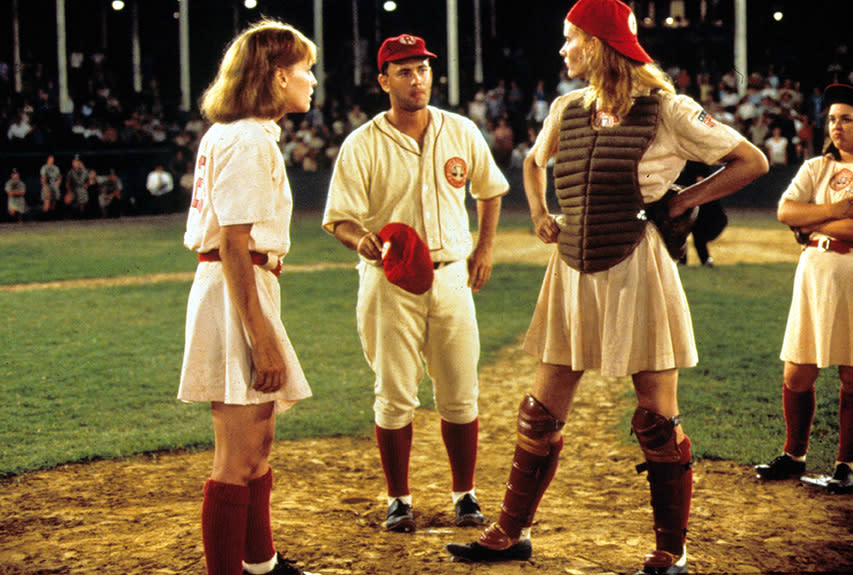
xmin=55 ymin=0 xmax=74 ymax=114
xmin=352 ymin=0 xmax=362 ymax=87
xmin=179 ymin=0 xmax=190 ymax=112
xmin=446 ymin=0 xmax=459 ymax=107
xmin=131 ymin=0 xmax=142 ymax=94
xmin=314 ymin=0 xmax=326 ymax=108
xmin=12 ymin=0 xmax=22 ymax=94
xmin=734 ymin=0 xmax=747 ymax=95
xmin=473 ymin=0 xmax=483 ymax=86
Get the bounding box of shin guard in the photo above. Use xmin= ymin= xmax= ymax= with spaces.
xmin=632 ymin=407 xmax=692 ymax=558
xmin=496 ymin=394 xmax=564 ymax=540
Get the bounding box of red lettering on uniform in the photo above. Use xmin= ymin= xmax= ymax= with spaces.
xmin=191 ymin=177 xmax=204 ymax=210
xmin=191 ymin=155 xmax=207 ymax=210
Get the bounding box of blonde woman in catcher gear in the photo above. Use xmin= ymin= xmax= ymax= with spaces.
xmin=323 ymin=34 xmax=508 ymax=533
xmin=754 ymin=83 xmax=853 ymax=492
xmin=178 ymin=20 xmax=316 ymax=575
xmin=446 ymin=1 xmax=768 ymax=573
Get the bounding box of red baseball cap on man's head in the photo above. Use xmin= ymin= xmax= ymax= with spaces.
xmin=566 ymin=0 xmax=653 ymax=64
xmin=377 ymin=34 xmax=437 ymax=71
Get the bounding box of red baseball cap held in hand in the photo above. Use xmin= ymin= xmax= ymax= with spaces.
xmin=378 ymin=223 xmax=434 ymax=295
xmin=566 ymin=0 xmax=653 ymax=64
xmin=377 ymin=34 xmax=437 ymax=71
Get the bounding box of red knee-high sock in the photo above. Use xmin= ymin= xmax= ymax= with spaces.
xmin=202 ymin=479 xmax=249 ymax=575
xmin=783 ymin=386 xmax=815 ymax=457
xmin=375 ymin=423 xmax=413 ymax=497
xmin=441 ymin=418 xmax=479 ymax=492
xmin=679 ymin=436 xmax=693 ymax=538
xmin=838 ymin=390 xmax=853 ymax=463
xmin=244 ymin=468 xmax=276 ymax=565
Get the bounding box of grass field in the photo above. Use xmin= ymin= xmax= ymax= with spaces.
xmin=0 ymin=209 xmax=843 ymax=477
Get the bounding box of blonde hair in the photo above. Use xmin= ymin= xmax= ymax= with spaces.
xmin=200 ymin=19 xmax=317 ymax=123
xmin=574 ymin=25 xmax=674 ymax=119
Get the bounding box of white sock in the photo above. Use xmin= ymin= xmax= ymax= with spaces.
xmin=388 ymin=494 xmax=412 ymax=506
xmin=675 ymin=547 xmax=688 ymax=567
xmin=784 ymin=451 xmax=806 ymax=462
xmin=243 ymin=554 xmax=277 ymax=575
xmin=451 ymin=489 xmax=475 ymax=504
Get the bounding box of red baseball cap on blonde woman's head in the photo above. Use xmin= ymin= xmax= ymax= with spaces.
xmin=566 ymin=0 xmax=653 ymax=64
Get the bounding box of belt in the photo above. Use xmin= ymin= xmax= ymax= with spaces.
xmin=198 ymin=250 xmax=282 ymax=277
xmin=807 ymin=238 xmax=852 ymax=255
xmin=433 ymin=260 xmax=455 ymax=270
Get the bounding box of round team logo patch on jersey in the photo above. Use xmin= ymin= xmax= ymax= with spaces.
xmin=445 ymin=157 xmax=468 ymax=188
xmin=830 ymin=168 xmax=853 ymax=191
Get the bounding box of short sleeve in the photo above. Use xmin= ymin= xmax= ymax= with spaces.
xmin=779 ymin=160 xmax=817 ymax=204
xmin=323 ymin=131 xmax=372 ymax=233
xmin=211 ymin=135 xmax=276 ymax=226
xmin=661 ymin=94 xmax=745 ymax=165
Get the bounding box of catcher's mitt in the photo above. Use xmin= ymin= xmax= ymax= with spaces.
xmin=644 ymin=188 xmax=698 ymax=261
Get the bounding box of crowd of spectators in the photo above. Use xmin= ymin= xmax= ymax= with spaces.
xmin=2 ymin=48 xmax=852 ymax=224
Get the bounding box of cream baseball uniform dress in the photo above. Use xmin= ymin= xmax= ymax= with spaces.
xmin=179 ymin=118 xmax=311 ymax=414
xmin=323 ymin=107 xmax=508 ymax=429
xmin=779 ymin=155 xmax=853 ymax=368
xmin=523 ymin=89 xmax=746 ymax=377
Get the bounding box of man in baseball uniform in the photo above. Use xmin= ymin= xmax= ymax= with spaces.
xmin=323 ymin=33 xmax=509 ymax=532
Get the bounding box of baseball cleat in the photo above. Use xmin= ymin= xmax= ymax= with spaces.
xmin=385 ymin=498 xmax=416 ymax=532
xmin=634 ymin=549 xmax=688 ymax=575
xmin=242 ymin=553 xmax=312 ymax=575
xmin=827 ymin=463 xmax=853 ymax=494
xmin=446 ymin=522 xmax=532 ymax=562
xmin=445 ymin=539 xmax=532 ymax=562
xmin=454 ymin=493 xmax=487 ymax=527
xmin=755 ymin=454 xmax=806 ymax=480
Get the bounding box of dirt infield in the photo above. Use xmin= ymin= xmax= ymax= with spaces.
xmin=2 ymin=219 xmax=851 ymax=575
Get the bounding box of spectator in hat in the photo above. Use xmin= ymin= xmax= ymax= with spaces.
xmin=99 ymin=169 xmax=122 ymax=218
xmin=39 ymin=154 xmax=62 ymax=218
xmin=446 ymin=0 xmax=767 ymax=571
xmin=5 ymin=168 xmax=28 ymax=222
xmin=755 ymin=82 xmax=853 ymax=494
xmin=65 ymin=155 xmax=89 ymax=218
xmin=322 ymin=32 xmax=508 ymax=534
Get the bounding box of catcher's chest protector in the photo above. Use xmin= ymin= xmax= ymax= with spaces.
xmin=553 ymin=95 xmax=661 ymax=273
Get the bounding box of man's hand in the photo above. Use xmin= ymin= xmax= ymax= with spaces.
xmin=467 ymin=245 xmax=493 ymax=292
xmin=356 ymin=232 xmax=384 ymax=261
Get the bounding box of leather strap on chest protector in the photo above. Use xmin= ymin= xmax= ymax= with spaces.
xmin=553 ymin=96 xmax=660 ymax=273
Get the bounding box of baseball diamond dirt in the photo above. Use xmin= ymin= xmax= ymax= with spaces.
xmin=1 ymin=217 xmax=851 ymax=575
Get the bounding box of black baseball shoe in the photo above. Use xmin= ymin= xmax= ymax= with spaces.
xmin=755 ymin=454 xmax=806 ymax=480
xmin=445 ymin=539 xmax=532 ymax=562
xmin=634 ymin=550 xmax=688 ymax=575
xmin=454 ymin=493 xmax=487 ymax=527
xmin=243 ymin=553 xmax=308 ymax=575
xmin=446 ymin=523 xmax=532 ymax=562
xmin=827 ymin=463 xmax=853 ymax=494
xmin=385 ymin=498 xmax=416 ymax=532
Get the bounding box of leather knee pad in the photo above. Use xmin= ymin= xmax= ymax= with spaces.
xmin=632 ymin=407 xmax=681 ymax=463
xmin=516 ymin=394 xmax=565 ymax=456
